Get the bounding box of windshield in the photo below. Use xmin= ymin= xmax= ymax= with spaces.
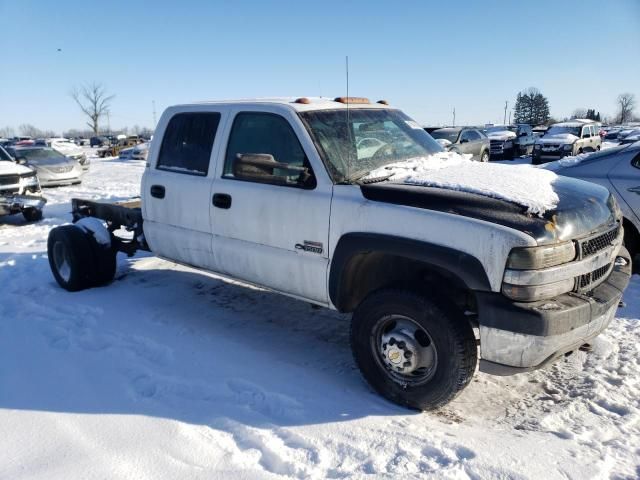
xmin=12 ymin=148 xmax=68 ymax=165
xmin=545 ymin=126 xmax=581 ymax=137
xmin=487 ymin=126 xmax=515 ymax=134
xmin=430 ymin=129 xmax=460 ymax=142
xmin=0 ymin=147 xmax=13 ymax=161
xmin=299 ymin=109 xmax=443 ymax=181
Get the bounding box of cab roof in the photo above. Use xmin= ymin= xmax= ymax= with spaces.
xmin=181 ymin=97 xmax=394 ymax=113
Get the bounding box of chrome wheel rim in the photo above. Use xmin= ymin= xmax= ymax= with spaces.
xmin=372 ymin=315 xmax=438 ymax=386
xmin=53 ymin=241 xmax=71 ymax=282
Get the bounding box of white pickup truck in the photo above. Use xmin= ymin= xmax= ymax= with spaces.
xmin=46 ymin=97 xmax=632 ymax=410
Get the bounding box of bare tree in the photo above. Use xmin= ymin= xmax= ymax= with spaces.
xmin=19 ymin=124 xmax=43 ymax=138
xmin=617 ymin=93 xmax=636 ymax=124
xmin=71 ymin=82 xmax=114 ymax=135
xmin=0 ymin=126 xmax=16 ymax=138
xmin=571 ymin=108 xmax=587 ymax=119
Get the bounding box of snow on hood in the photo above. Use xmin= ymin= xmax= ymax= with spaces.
xmin=365 ymin=152 xmax=559 ymax=216
xmin=539 ymin=152 xmax=593 ymax=171
xmin=0 ymin=161 xmax=35 ymax=176
xmin=435 ymin=138 xmax=452 ymax=147
xmin=537 ymin=133 xmax=579 ymax=145
xmin=487 ymin=130 xmax=516 ymax=140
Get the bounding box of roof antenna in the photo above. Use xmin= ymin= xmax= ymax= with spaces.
xmin=345 ymin=55 xmax=352 ymax=181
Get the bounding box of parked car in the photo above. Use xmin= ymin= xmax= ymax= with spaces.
xmin=552 ymin=143 xmax=640 ymax=270
xmin=532 ymin=121 xmax=602 ymax=164
xmin=619 ymin=129 xmax=640 ymax=145
xmin=429 ymin=127 xmax=490 ymax=161
xmin=48 ymin=138 xmax=90 ymax=171
xmin=6 ymin=146 xmax=83 ymax=187
xmin=486 ymin=124 xmax=535 ymax=159
xmin=90 ymin=136 xmax=110 ymax=147
xmin=45 ymin=96 xmax=631 ymax=411
xmin=0 ymin=145 xmax=46 ymax=221
xmin=604 ymin=127 xmax=623 ymax=140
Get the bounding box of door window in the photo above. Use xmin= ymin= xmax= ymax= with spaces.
xmin=460 ymin=130 xmax=472 ymax=142
xmin=466 ymin=130 xmax=481 ymax=141
xmin=224 ymin=112 xmax=316 ymax=189
xmin=157 ymin=112 xmax=221 ymax=176
xmin=582 ymin=126 xmax=592 ymax=138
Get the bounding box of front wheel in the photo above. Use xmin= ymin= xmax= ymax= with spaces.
xmin=480 ymin=150 xmax=489 ymax=162
xmin=22 ymin=207 xmax=43 ymax=222
xmin=350 ymin=289 xmax=477 ymax=410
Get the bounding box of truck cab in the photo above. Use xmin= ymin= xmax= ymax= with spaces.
xmin=48 ymin=97 xmax=632 ymax=411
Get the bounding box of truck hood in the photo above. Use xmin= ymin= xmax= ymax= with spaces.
xmin=361 ymin=166 xmax=618 ymax=244
xmin=487 ymin=131 xmax=516 ymax=141
xmin=0 ymin=161 xmax=35 ymax=176
xmin=537 ymin=133 xmax=579 ymax=145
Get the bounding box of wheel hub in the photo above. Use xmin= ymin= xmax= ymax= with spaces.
xmin=381 ymin=330 xmax=420 ymax=374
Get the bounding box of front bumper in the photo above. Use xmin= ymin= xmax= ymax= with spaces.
xmin=532 ymin=148 xmax=572 ymax=163
xmin=0 ymin=194 xmax=47 ymax=215
xmin=477 ymin=246 xmax=632 ymax=374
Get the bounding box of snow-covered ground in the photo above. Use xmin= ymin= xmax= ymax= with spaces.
xmin=1 ymin=148 xmax=639 ymax=479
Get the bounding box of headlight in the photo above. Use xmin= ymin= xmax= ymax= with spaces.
xmin=506 ymin=241 xmax=576 ymax=270
xmin=563 ymin=144 xmax=573 ymax=151
xmin=502 ymin=278 xmax=575 ymax=302
xmin=534 ymin=144 xmax=541 ymax=150
xmin=20 ymin=171 xmax=39 ymax=185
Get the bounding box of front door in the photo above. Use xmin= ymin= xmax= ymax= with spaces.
xmin=610 ymin=151 xmax=640 ymax=225
xmin=210 ymin=109 xmax=332 ymax=304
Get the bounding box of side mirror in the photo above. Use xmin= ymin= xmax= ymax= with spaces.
xmin=233 ymin=153 xmax=311 ymax=186
xmin=519 ymin=131 xmax=527 ymax=137
xmin=460 ymin=138 xmax=469 ymax=144
xmin=16 ymin=157 xmax=27 ymax=165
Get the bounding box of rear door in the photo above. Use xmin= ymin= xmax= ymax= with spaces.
xmin=142 ymin=108 xmax=226 ymax=269
xmin=209 ymin=107 xmax=332 ymax=304
xmin=581 ymin=125 xmax=593 ymax=151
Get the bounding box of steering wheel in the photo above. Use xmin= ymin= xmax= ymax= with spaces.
xmin=371 ymin=143 xmax=396 ymax=162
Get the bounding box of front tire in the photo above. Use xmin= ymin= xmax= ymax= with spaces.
xmin=480 ymin=150 xmax=489 ymax=162
xmin=350 ymin=289 xmax=477 ymax=410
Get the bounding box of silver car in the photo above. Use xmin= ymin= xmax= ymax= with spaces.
xmin=554 ymin=142 xmax=640 ymax=270
xmin=7 ymin=146 xmax=83 ymax=187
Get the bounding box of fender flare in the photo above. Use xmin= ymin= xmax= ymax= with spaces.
xmin=329 ymin=233 xmax=491 ymax=311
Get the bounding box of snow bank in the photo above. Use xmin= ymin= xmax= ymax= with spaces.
xmin=540 ymin=152 xmax=593 ymax=171
xmin=366 ymin=152 xmax=559 ymax=216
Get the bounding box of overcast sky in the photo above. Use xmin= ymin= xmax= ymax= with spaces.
xmin=1 ymin=0 xmax=639 ymax=134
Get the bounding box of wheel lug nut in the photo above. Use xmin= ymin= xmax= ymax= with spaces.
xmin=397 ymin=341 xmax=406 ymax=349
xmin=404 ymin=350 xmax=412 ymax=358
xmin=389 ymin=338 xmax=396 ymax=346
xmin=403 ymin=361 xmax=411 ymax=367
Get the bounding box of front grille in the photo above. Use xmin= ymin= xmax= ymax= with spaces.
xmin=52 ymin=165 xmax=73 ymax=173
xmin=490 ymin=140 xmax=504 ymax=153
xmin=578 ymin=264 xmax=610 ymax=290
xmin=581 ymin=226 xmax=620 ymax=257
xmin=0 ymin=174 xmax=19 ymax=186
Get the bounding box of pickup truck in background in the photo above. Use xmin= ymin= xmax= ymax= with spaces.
xmin=486 ymin=124 xmax=536 ymax=159
xmin=0 ymin=145 xmax=46 ymax=221
xmin=46 ymin=97 xmax=632 ymax=410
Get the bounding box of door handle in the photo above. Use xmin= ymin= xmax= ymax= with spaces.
xmin=150 ymin=184 xmax=165 ymax=199
xmin=628 ymin=186 xmax=640 ymax=195
xmin=213 ymin=193 xmax=232 ymax=209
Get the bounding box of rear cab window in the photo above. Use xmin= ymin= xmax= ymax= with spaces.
xmin=157 ymin=112 xmax=221 ymax=176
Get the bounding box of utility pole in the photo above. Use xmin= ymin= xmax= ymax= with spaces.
xmin=452 ymin=107 xmax=456 ymax=127
xmin=508 ymin=109 xmax=512 ymax=125
xmin=152 ymin=100 xmax=157 ymax=126
xmin=503 ymin=101 xmax=508 ymax=125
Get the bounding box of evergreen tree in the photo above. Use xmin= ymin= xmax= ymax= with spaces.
xmin=513 ymin=88 xmax=550 ymax=125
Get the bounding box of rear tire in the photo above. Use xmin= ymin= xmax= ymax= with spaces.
xmin=22 ymin=208 xmax=43 ymax=222
xmin=47 ymin=225 xmax=95 ymax=291
xmin=350 ymin=289 xmax=477 ymax=410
